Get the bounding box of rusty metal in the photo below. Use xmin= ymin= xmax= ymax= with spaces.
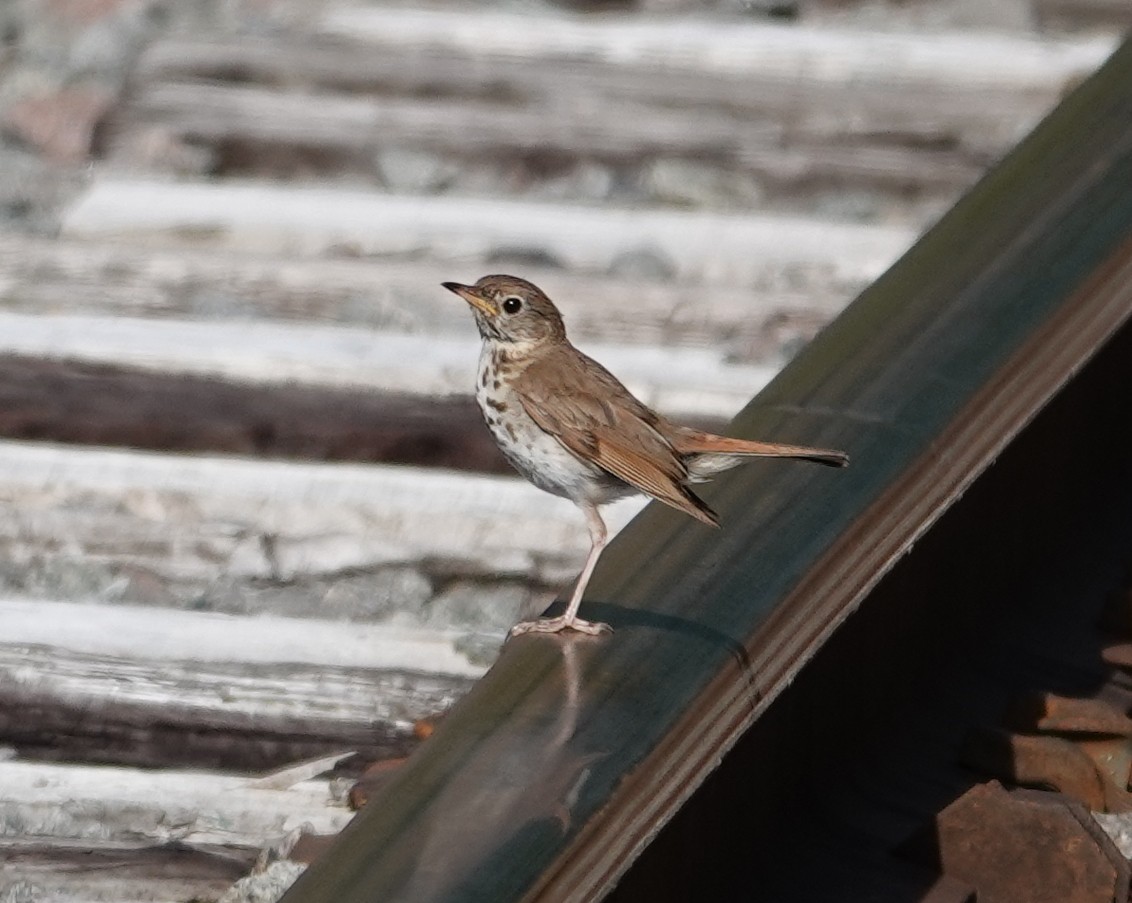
xmin=1079 ymin=736 xmax=1132 ymax=792
xmin=994 ymin=691 xmax=1132 ymax=810
xmin=1006 ymin=691 xmax=1132 ymax=736
xmin=902 ymin=782 xmax=1129 ymax=903
xmin=960 ymin=727 xmax=1110 ymax=811
xmin=347 ymin=757 xmax=407 ymax=811
xmin=1101 ymin=643 xmax=1132 ymax=671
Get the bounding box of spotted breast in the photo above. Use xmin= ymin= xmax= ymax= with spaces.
xmin=476 ymin=342 xmax=627 ymax=505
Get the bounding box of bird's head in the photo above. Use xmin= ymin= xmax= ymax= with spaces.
xmin=443 ymin=275 xmax=567 ymax=346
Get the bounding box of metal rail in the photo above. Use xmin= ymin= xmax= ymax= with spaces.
xmin=281 ymin=36 xmax=1132 ymax=903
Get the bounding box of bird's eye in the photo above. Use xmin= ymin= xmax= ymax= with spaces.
xmin=502 ymin=296 xmax=522 ymax=314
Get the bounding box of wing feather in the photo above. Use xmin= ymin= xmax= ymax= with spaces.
xmin=514 ymin=345 xmax=718 ymax=526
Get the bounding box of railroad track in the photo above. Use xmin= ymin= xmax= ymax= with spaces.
xmin=0 ymin=1 xmax=1128 ymax=901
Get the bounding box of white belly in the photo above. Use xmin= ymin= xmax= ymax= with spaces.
xmin=475 ymin=349 xmax=631 ymax=505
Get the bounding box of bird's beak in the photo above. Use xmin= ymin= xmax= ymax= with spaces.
xmin=442 ymin=281 xmax=498 ymax=317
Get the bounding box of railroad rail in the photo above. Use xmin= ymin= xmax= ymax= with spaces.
xmin=280 ymin=33 xmax=1132 ymax=903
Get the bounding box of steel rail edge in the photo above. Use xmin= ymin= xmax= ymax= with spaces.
xmin=280 ymin=36 xmax=1132 ymax=903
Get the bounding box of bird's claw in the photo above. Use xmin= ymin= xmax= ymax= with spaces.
xmin=508 ymin=615 xmax=612 ymax=638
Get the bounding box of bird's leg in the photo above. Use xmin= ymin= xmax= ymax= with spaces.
xmin=560 ymin=503 xmax=610 ymax=632
xmin=509 ymin=502 xmax=612 ymax=637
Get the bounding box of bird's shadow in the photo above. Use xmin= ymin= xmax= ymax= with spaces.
xmin=527 ymin=598 xmax=762 ymax=707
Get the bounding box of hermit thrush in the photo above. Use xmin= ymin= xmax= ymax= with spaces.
xmin=443 ymin=275 xmax=848 ymax=637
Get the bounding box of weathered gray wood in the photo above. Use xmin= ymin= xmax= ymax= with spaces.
xmin=0 ymin=310 xmax=777 ymax=417
xmin=318 ymin=11 xmax=1112 ymax=158
xmin=316 ymin=7 xmax=1110 ymax=88
xmin=115 ymin=81 xmax=984 ymax=195
xmin=0 ymin=234 xmax=850 ymax=355
xmin=60 ymin=178 xmax=915 ymax=286
xmin=0 ymin=357 xmax=517 ymax=474
xmin=0 ymin=597 xmax=485 ymax=678
xmin=1 ymin=840 xmax=249 ymax=903
xmin=0 ymin=609 xmax=475 ymax=768
xmin=132 ymin=20 xmax=1114 ymax=163
xmin=0 ymin=440 xmax=643 ymax=611
xmin=0 ymin=758 xmax=350 ymax=846
xmin=126 ymin=82 xmax=784 ymax=163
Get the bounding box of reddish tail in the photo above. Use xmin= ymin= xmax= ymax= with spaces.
xmin=672 ymin=429 xmax=849 ymax=468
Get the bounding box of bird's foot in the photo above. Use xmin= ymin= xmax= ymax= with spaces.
xmin=508 ymin=615 xmax=612 ymax=638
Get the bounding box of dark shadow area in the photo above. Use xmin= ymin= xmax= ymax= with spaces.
xmin=0 ymin=355 xmax=510 ymax=471
xmin=0 ymin=355 xmax=737 ymax=474
xmin=607 ymin=314 xmax=1132 ymax=901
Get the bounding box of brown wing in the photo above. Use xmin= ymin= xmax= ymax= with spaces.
xmin=514 ymin=344 xmax=718 ymax=527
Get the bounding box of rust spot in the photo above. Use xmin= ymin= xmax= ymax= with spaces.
xmin=414 ymin=715 xmax=442 ymax=740
xmin=899 ymin=782 xmax=1129 ymax=903
xmin=348 ymin=756 xmax=408 ymax=810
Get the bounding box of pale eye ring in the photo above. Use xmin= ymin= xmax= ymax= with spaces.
xmin=502 ymin=296 xmax=522 ymax=314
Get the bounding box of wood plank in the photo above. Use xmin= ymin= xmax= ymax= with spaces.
xmin=0 ymin=602 xmax=476 ymax=768
xmin=0 ymin=356 xmax=515 ymax=474
xmin=134 ymin=21 xmax=1114 ymax=163
xmin=316 ymin=7 xmax=1113 ymax=93
xmin=0 ymin=596 xmax=485 ymax=677
xmin=115 ymin=81 xmax=985 ymax=196
xmin=60 ymin=178 xmax=915 ymax=287
xmin=0 ymin=440 xmax=644 ymax=608
xmin=219 ymin=12 xmax=1112 ymax=160
xmin=0 ymin=759 xmax=351 ymax=845
xmin=0 ymin=356 xmax=742 ymax=476
xmin=0 ymin=311 xmax=776 ymax=418
xmin=126 ymin=82 xmax=782 ymax=163
xmin=0 ymin=234 xmax=850 ymax=355
xmin=1 ymin=651 xmax=445 ymax=770
xmin=1 ymin=841 xmax=250 ymax=903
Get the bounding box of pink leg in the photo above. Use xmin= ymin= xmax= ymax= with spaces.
xmin=509 ymin=503 xmax=612 ymax=637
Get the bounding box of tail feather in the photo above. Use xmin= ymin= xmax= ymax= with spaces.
xmin=663 ymin=428 xmax=847 ymax=521
xmin=672 ymin=428 xmax=849 ymax=468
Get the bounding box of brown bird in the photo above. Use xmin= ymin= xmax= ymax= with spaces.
xmin=443 ymin=275 xmax=848 ymax=637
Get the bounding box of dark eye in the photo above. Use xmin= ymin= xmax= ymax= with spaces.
xmin=502 ymin=296 xmax=522 ymax=314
